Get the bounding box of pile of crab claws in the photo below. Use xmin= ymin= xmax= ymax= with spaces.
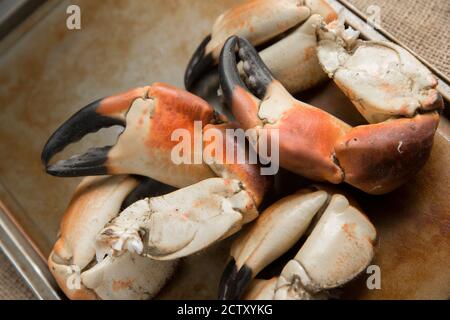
xmin=48 ymin=175 xmax=178 ymax=300
xmin=218 ymin=187 xmax=376 ymax=300
xmin=41 ymin=0 xmax=447 ymax=300
xmin=89 ymin=119 xmax=272 ymax=263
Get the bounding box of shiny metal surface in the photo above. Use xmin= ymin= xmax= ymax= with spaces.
xmin=0 ymin=0 xmax=46 ymax=41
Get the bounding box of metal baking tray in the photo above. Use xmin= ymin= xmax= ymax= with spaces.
xmin=0 ymin=0 xmax=448 ymax=300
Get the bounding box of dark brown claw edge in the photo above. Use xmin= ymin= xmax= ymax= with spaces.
xmin=121 ymin=177 xmax=176 ymax=211
xmin=219 ymin=36 xmax=274 ymax=107
xmin=184 ymin=35 xmax=215 ymax=91
xmin=41 ymin=98 xmax=124 ymax=177
xmin=218 ymin=258 xmax=253 ymax=300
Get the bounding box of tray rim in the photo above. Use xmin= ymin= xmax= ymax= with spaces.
xmin=0 ymin=184 xmax=62 ymax=300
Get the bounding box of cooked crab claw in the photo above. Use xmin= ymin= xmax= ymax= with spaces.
xmin=220 ymin=187 xmax=376 ymax=300
xmin=95 ymin=122 xmax=271 ymax=261
xmin=218 ymin=188 xmax=329 ymax=299
xmin=48 ymin=175 xmax=178 ymax=300
xmin=96 ymin=177 xmax=258 ymax=261
xmin=42 ymin=83 xmax=217 ymax=188
xmin=219 ymin=35 xmax=440 ymax=194
xmin=184 ymin=0 xmax=337 ymax=92
xmin=41 ymin=88 xmax=138 ymax=176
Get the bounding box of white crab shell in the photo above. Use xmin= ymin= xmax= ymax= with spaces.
xmin=48 ymin=176 xmax=177 ymax=300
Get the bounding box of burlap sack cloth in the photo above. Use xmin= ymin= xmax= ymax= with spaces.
xmin=0 ymin=0 xmax=448 ymax=300
xmin=350 ymin=0 xmax=449 ymax=77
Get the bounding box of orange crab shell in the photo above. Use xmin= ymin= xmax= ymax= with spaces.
xmin=202 ymin=122 xmax=272 ymax=207
xmin=335 ymin=112 xmax=440 ymax=194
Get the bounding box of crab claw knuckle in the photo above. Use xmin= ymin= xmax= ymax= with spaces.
xmin=96 ymin=225 xmax=144 ymax=258
xmin=275 ymin=260 xmax=319 ymax=300
xmin=48 ymin=176 xmax=177 ymax=300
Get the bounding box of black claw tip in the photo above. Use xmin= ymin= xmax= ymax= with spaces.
xmin=41 ymin=98 xmax=125 ymax=177
xmin=218 ymin=258 xmax=253 ymax=300
xmin=218 ymin=258 xmax=238 ymax=300
xmin=219 ymin=36 xmax=246 ymax=109
xmin=233 ymin=264 xmax=253 ymax=300
xmin=184 ymin=34 xmax=215 ymax=91
xmin=45 ymin=146 xmax=111 ymax=177
xmin=121 ymin=177 xmax=176 ymax=211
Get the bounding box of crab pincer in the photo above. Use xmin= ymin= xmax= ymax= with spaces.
xmin=218 ymin=34 xmax=441 ymax=194
xmin=94 ymin=122 xmax=271 ymax=261
xmin=219 ymin=187 xmax=376 ymax=300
